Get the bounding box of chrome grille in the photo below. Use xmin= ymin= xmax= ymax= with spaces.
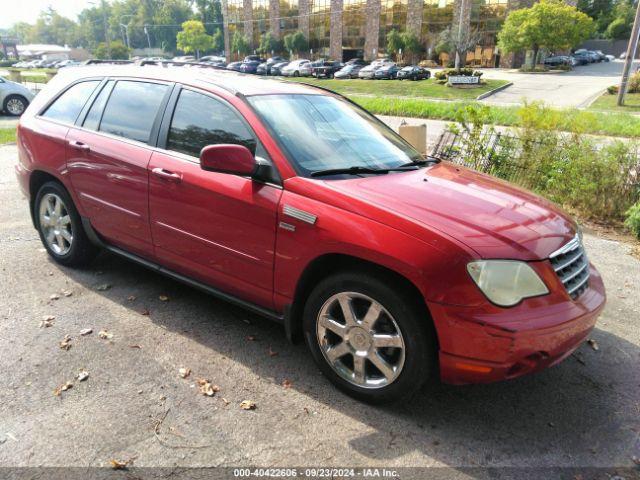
xmin=549 ymin=235 xmax=590 ymax=299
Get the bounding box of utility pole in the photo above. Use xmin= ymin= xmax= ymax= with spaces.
xmin=101 ymin=0 xmax=111 ymax=59
xmin=617 ymin=0 xmax=640 ymax=105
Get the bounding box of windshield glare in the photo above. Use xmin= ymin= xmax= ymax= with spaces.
xmin=248 ymin=94 xmax=422 ymax=177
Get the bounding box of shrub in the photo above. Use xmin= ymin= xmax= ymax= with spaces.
xmin=625 ymin=202 xmax=640 ymax=238
xmin=629 ymin=71 xmax=640 ymax=93
xmin=607 ymin=85 xmax=619 ymax=95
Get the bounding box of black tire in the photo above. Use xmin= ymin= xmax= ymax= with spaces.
xmin=3 ymin=94 xmax=28 ymax=117
xmin=303 ymin=271 xmax=436 ymax=404
xmin=293 ymin=71 xmax=300 ymax=77
xmin=34 ymin=181 xmax=99 ymax=267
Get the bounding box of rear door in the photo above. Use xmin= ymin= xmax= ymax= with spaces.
xmin=148 ymin=86 xmax=282 ymax=308
xmin=67 ymin=79 xmax=172 ymax=256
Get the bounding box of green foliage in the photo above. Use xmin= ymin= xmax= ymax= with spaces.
xmin=176 ymin=20 xmax=214 ymax=55
xmin=231 ymin=31 xmax=251 ymax=56
xmin=212 ymin=29 xmax=224 ymax=53
xmin=283 ymin=31 xmax=308 ymax=55
xmin=607 ymin=85 xmax=619 ymax=95
xmin=386 ymin=29 xmax=404 ymax=59
xmin=498 ymin=0 xmax=594 ymax=66
xmin=624 ymin=202 xmax=640 ymax=238
xmin=257 ymin=32 xmax=283 ymax=56
xmin=628 ymin=72 xmax=640 ymax=93
xmin=0 ymin=128 xmax=16 ymax=145
xmin=605 ymin=17 xmax=631 ymax=39
xmin=95 ymin=40 xmax=130 ymax=60
xmin=400 ymin=32 xmax=422 ymax=56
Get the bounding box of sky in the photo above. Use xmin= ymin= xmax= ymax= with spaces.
xmin=0 ymin=0 xmax=91 ymax=29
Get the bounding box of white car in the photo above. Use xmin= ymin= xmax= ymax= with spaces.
xmin=281 ymin=59 xmax=310 ymax=77
xmin=0 ymin=76 xmax=36 ymax=116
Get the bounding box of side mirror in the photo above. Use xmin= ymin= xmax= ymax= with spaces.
xmin=200 ymin=144 xmax=256 ymax=176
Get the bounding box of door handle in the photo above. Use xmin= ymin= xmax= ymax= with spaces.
xmin=152 ymin=167 xmax=182 ymax=183
xmin=68 ymin=140 xmax=90 ymax=152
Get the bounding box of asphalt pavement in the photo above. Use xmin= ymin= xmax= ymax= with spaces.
xmin=0 ymin=143 xmax=639 ymax=477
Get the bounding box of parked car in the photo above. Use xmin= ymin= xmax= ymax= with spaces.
xmin=374 ymin=64 xmax=400 ymax=79
xmin=311 ymin=60 xmax=344 ymax=78
xmin=281 ymin=59 xmax=310 ymax=77
xmin=358 ymin=64 xmax=380 ymax=79
xmin=543 ymin=55 xmax=572 ymax=67
xmin=226 ymin=61 xmax=243 ymax=72
xmin=345 ymin=58 xmax=367 ymax=66
xmin=334 ymin=63 xmax=366 ymax=79
xmin=199 ymin=56 xmax=227 ymax=68
xmin=55 ymin=60 xmax=81 ymax=68
xmin=396 ymin=65 xmax=430 ymax=80
xmin=571 ymin=52 xmax=590 ymax=65
xmin=172 ymin=55 xmax=195 ymax=62
xmin=15 ymin=65 xmax=606 ymax=403
xmin=269 ymin=61 xmax=290 ymax=76
xmin=594 ymin=50 xmax=608 ymax=62
xmin=257 ymin=56 xmax=287 ymax=75
xmin=239 ymin=60 xmax=262 ymax=74
xmin=0 ymin=76 xmax=35 ymax=116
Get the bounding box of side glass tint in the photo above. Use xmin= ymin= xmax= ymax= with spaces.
xmin=42 ymin=81 xmax=100 ymax=125
xmin=82 ymin=80 xmax=114 ymax=131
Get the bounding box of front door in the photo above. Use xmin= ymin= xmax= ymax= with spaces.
xmin=148 ymin=87 xmax=281 ymax=308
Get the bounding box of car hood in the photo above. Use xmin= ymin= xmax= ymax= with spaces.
xmin=323 ymin=163 xmax=576 ymax=260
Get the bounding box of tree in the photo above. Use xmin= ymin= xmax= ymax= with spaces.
xmin=95 ymin=40 xmax=130 ymax=59
xmin=283 ymin=31 xmax=308 ymax=56
xmin=231 ymin=30 xmax=250 ymax=56
xmin=498 ymin=0 xmax=594 ymax=68
xmin=400 ymin=31 xmax=422 ymax=63
xmin=257 ymin=31 xmax=283 ymax=56
xmin=604 ymin=0 xmax=635 ymax=39
xmin=386 ymin=29 xmax=404 ymax=59
xmin=212 ymin=28 xmax=225 ymax=53
xmin=177 ymin=20 xmax=214 ymax=58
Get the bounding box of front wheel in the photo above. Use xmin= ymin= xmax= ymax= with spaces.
xmin=34 ymin=181 xmax=99 ymax=267
xmin=3 ymin=95 xmax=28 ymax=116
xmin=303 ymin=272 xmax=436 ymax=403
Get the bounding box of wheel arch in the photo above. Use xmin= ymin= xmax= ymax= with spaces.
xmin=28 ymin=170 xmax=75 ymax=228
xmin=285 ymin=253 xmax=436 ymax=345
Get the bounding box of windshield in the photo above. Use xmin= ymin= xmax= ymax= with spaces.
xmin=248 ymin=94 xmax=423 ymax=177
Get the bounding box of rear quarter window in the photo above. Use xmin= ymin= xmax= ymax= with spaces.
xmin=41 ymin=80 xmax=101 ymax=125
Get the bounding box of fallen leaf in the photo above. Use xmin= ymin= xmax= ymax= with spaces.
xmin=246 ymin=335 xmax=257 ymax=342
xmin=197 ymin=379 xmax=220 ymax=397
xmin=53 ymin=381 xmax=73 ymax=396
xmin=179 ymin=367 xmax=191 ymax=379
xmin=109 ymin=459 xmax=129 ymax=470
xmin=79 ymin=328 xmax=93 ymax=336
xmin=221 ymin=397 xmax=230 ymax=406
xmin=95 ymin=284 xmax=111 ymax=291
xmin=129 ymin=344 xmax=142 ymax=349
xmin=240 ymin=400 xmax=256 ymax=410
xmin=159 ymin=295 xmax=169 ymax=301
xmin=140 ymin=309 xmax=150 ymax=316
xmin=62 ymin=290 xmax=73 ymax=297
xmin=587 ymin=339 xmax=599 ymax=351
xmin=282 ymin=379 xmax=293 ymax=389
xmin=548 ymin=422 xmax=555 ymax=427
xmin=50 ymin=293 xmax=60 ymax=301
xmin=59 ymin=335 xmax=72 ymax=350
xmin=127 ymin=295 xmax=136 ymax=301
xmin=98 ymin=330 xmax=113 ymax=340
xmin=40 ymin=315 xmax=55 ymax=328
xmin=303 ymin=407 xmax=310 ymax=415
xmin=76 ymin=370 xmax=89 ymax=382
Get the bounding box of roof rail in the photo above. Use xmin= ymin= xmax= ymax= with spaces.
xmin=138 ymin=60 xmax=227 ymax=71
xmin=83 ymin=59 xmax=134 ymax=65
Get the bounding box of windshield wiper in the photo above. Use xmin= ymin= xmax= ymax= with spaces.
xmin=399 ymin=157 xmax=442 ymax=168
xmin=310 ymin=166 xmax=393 ymax=177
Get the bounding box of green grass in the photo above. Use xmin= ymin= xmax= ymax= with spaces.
xmin=589 ymin=91 xmax=640 ymax=113
xmin=0 ymin=128 xmax=16 ymax=144
xmin=286 ymin=77 xmax=509 ymax=100
xmin=348 ymin=96 xmax=640 ymax=138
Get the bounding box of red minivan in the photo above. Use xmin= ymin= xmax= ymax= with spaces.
xmin=15 ymin=64 xmax=606 ymax=403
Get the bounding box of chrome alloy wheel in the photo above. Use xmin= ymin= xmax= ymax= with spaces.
xmin=39 ymin=193 xmax=73 ymax=255
xmin=316 ymin=292 xmax=406 ymax=389
xmin=6 ymin=98 xmax=26 ymax=115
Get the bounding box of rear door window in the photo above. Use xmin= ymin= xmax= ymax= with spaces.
xmin=42 ymin=80 xmax=100 ymax=125
xmin=82 ymin=80 xmax=114 ymax=131
xmin=99 ymin=80 xmax=169 ymax=143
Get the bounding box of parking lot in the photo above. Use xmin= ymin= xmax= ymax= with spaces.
xmin=0 ymin=142 xmax=639 ymax=476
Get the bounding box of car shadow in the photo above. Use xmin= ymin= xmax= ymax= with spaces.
xmin=53 ymin=251 xmax=640 ymax=475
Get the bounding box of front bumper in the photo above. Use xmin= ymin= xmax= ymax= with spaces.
xmin=430 ymin=264 xmax=606 ymax=385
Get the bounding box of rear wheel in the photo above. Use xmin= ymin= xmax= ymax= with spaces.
xmin=303 ymin=271 xmax=436 ymax=403
xmin=34 ymin=181 xmax=99 ymax=267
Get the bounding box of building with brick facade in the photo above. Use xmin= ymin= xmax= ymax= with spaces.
xmin=221 ymin=0 xmax=543 ymax=66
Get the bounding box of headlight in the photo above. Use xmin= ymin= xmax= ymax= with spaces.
xmin=467 ymin=260 xmax=549 ymax=307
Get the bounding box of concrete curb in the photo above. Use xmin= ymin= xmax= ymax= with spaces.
xmin=476 ymin=82 xmax=513 ymax=100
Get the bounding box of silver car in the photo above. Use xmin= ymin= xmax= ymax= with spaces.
xmin=0 ymin=77 xmax=35 ymax=116
xmin=281 ymin=59 xmax=311 ymax=77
